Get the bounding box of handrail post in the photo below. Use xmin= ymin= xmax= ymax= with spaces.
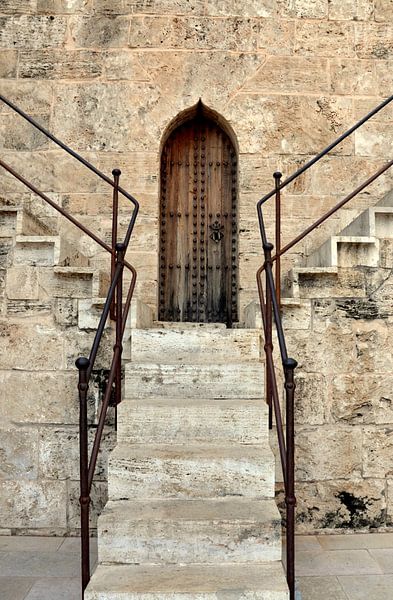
xmin=284 ymin=357 xmax=298 ymax=600
xmin=110 ymin=169 xmax=121 ymax=321
xmin=273 ymin=171 xmax=282 ymax=310
xmin=76 ymin=356 xmax=91 ymax=598
xmin=263 ymin=242 xmax=274 ymax=430
xmin=114 ymin=242 xmax=125 ymax=407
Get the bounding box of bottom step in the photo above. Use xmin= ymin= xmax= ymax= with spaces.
xmin=85 ymin=563 xmax=289 ymax=599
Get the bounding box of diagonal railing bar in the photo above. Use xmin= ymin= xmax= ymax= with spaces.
xmin=256 ymin=96 xmax=393 ymax=600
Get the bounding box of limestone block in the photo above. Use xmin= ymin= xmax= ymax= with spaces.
xmin=0 ymin=50 xmax=17 ymax=78
xmin=0 ymin=370 xmax=79 ymax=425
xmin=103 ymin=50 xmax=150 ymax=81
xmin=279 ymin=0 xmax=328 ymax=18
xmin=37 ymin=0 xmax=90 ymax=13
xmin=375 ymin=0 xmax=393 ymax=21
xmin=309 ymin=157 xmax=390 ymax=197
xmin=132 ymin=51 xmax=265 ymax=110
xmin=293 ymin=478 xmax=387 ymax=532
xmin=52 ymin=82 xmax=171 ymax=152
xmin=0 ymin=81 xmax=52 ymax=116
xmin=388 ymin=479 xmax=393 ymax=525
xmin=39 ymin=267 xmax=93 ymax=299
xmin=226 ymin=95 xmax=353 ymax=156
xmin=68 ymin=479 xmax=107 ymax=530
xmin=53 ymin=298 xmax=78 ymax=326
xmin=354 ymin=97 xmax=393 ymax=123
xmin=0 ymin=428 xmax=38 ymax=480
xmin=0 ymin=0 xmax=37 ymax=12
xmin=328 ymin=0 xmax=374 ymax=20
xmin=6 ymin=266 xmax=39 ymax=300
xmin=375 ymin=60 xmax=393 ymax=97
xmin=242 ymin=57 xmax=329 ymax=94
xmin=295 ymin=21 xmax=356 ymax=57
xmin=281 ymin=301 xmax=311 ymax=331
xmin=0 ymin=16 xmax=68 ymax=49
xmin=0 ymin=114 xmax=49 ymax=151
xmin=69 ymin=15 xmax=130 ymax=48
xmin=355 ymin=22 xmax=393 ymax=59
xmin=97 ymin=152 xmax=159 ymax=195
xmin=63 ymin=327 xmax=113 ymax=369
xmin=297 ymin=268 xmax=366 ymax=299
xmin=294 ymin=373 xmax=329 ymax=425
xmin=0 ymin=480 xmax=67 ymax=529
xmin=296 ymin=426 xmax=362 ymax=481
xmin=0 ymin=320 xmax=65 ymax=370
xmin=330 ymin=59 xmax=377 ymax=95
xmin=378 ymin=240 xmax=393 ymax=269
xmin=108 ymin=443 xmax=275 ymax=500
xmin=128 ymin=16 xmax=258 ymax=51
xmin=258 ymin=18 xmax=295 ymax=55
xmin=38 ymin=427 xmax=115 ymax=480
xmin=98 ymin=498 xmax=281 ymax=564
xmin=285 ymin=327 xmax=357 ymax=373
xmin=124 ymin=0 xmax=205 ymax=14
xmin=93 ymin=0 xmax=125 ymax=14
xmin=19 ymin=50 xmax=103 ymax=79
xmin=353 ymin=321 xmax=391 ymax=373
xmin=363 ymin=427 xmax=393 ymax=478
xmin=331 ymin=374 xmax=393 ymax=425
xmin=206 ymin=0 xmax=278 ymax=16
xmin=355 ymin=123 xmax=393 ymax=157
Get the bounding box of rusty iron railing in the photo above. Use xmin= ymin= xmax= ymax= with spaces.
xmin=256 ymin=94 xmax=393 ymax=600
xmin=0 ymin=95 xmax=139 ymax=598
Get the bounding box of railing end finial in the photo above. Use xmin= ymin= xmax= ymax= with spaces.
xmin=263 ymin=241 xmax=274 ymax=253
xmin=273 ymin=171 xmax=282 ymax=180
xmin=112 ymin=168 xmax=121 ymax=177
xmin=75 ymin=356 xmax=90 ymax=371
xmin=284 ymin=357 xmax=298 ymax=370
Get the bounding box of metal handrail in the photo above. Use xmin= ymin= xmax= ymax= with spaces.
xmin=256 ymin=96 xmax=393 ymax=600
xmin=0 ymin=95 xmax=140 ymax=599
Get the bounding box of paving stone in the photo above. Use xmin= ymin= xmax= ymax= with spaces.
xmin=318 ymin=533 xmax=393 ymax=551
xmin=0 ymin=577 xmax=36 ymax=600
xmin=368 ymin=549 xmax=393 ymax=574
xmin=297 ymin=576 xmax=347 ymax=600
xmin=338 ymin=574 xmax=393 ymax=599
xmin=296 ymin=549 xmax=383 ymax=576
xmin=24 ymin=578 xmax=80 ymax=600
xmin=0 ymin=535 xmax=62 ymax=552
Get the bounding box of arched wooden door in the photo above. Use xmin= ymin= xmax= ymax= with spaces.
xmin=159 ymin=116 xmax=238 ymax=325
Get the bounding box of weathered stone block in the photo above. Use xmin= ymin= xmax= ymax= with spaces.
xmin=353 ymin=321 xmax=391 ymax=373
xmin=375 ymin=0 xmax=393 ymax=22
xmin=280 ymin=0 xmax=328 ymax=18
xmin=355 ymin=22 xmax=393 ymax=59
xmin=294 ymin=373 xmax=328 ymax=425
xmin=124 ymin=0 xmax=205 ymax=13
xmin=0 ymin=114 xmax=49 ymax=151
xmin=6 ymin=266 xmax=39 ymax=300
xmin=68 ymin=479 xmax=107 ymax=530
xmin=0 ymin=320 xmax=64 ymax=370
xmin=0 ymin=50 xmax=17 ymax=78
xmin=0 ymin=16 xmax=68 ymax=49
xmin=292 ymin=478 xmax=387 ymax=532
xmin=328 ymin=0 xmax=374 ymax=21
xmin=355 ymin=123 xmax=393 ymax=157
xmin=0 ymin=0 xmax=37 ymax=13
xmin=331 ymin=374 xmax=393 ymax=425
xmin=296 ymin=426 xmax=362 ymax=481
xmin=258 ymin=18 xmax=295 ymax=55
xmin=0 ymin=370 xmax=78 ymax=426
xmin=227 ymin=95 xmax=353 ymax=155
xmin=0 ymin=480 xmax=67 ymax=529
xmin=242 ymin=57 xmax=329 ymax=94
xmin=103 ymin=50 xmax=150 ymax=81
xmin=128 ymin=16 xmax=258 ymax=51
xmin=37 ymin=0 xmax=89 ymax=13
xmin=387 ymin=479 xmax=393 ymax=525
xmin=19 ymin=50 xmax=103 ymax=79
xmin=363 ymin=427 xmax=393 ymax=478
xmin=375 ymin=60 xmax=393 ymax=96
xmin=0 ymin=81 xmax=52 ymax=115
xmin=0 ymin=428 xmax=38 ymax=480
xmin=330 ymin=59 xmax=377 ymax=95
xmin=70 ymin=15 xmax=130 ymax=48
xmin=295 ymin=21 xmax=356 ymax=57
xmin=206 ymin=0 xmax=278 ymax=16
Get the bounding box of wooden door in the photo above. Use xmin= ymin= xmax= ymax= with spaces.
xmin=159 ymin=116 xmax=238 ymax=325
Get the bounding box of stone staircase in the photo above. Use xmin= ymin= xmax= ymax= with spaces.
xmin=85 ymin=324 xmax=289 ymax=599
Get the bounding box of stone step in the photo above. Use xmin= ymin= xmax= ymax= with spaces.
xmin=85 ymin=563 xmax=289 ymax=600
xmin=131 ymin=328 xmax=261 ymax=363
xmin=98 ymin=498 xmax=281 ymax=565
xmin=153 ymin=321 xmax=227 ymax=329
xmin=125 ymin=363 xmax=264 ymax=399
xmin=306 ymin=235 xmax=379 ymax=268
xmin=13 ymin=235 xmax=59 ymax=266
xmin=0 ymin=208 xmax=17 ymax=237
xmin=117 ymin=398 xmax=268 ymax=444
xmin=108 ymin=443 xmax=275 ymax=500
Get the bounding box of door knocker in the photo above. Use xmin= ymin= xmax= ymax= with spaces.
xmin=209 ymin=220 xmax=224 ymax=243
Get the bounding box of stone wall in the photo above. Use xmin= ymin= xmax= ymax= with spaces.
xmin=0 ymin=0 xmax=392 ymax=535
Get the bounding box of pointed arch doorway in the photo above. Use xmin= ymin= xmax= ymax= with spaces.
xmin=159 ymin=106 xmax=238 ymax=326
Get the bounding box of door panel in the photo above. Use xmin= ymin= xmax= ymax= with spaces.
xmin=159 ymin=117 xmax=238 ymax=325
